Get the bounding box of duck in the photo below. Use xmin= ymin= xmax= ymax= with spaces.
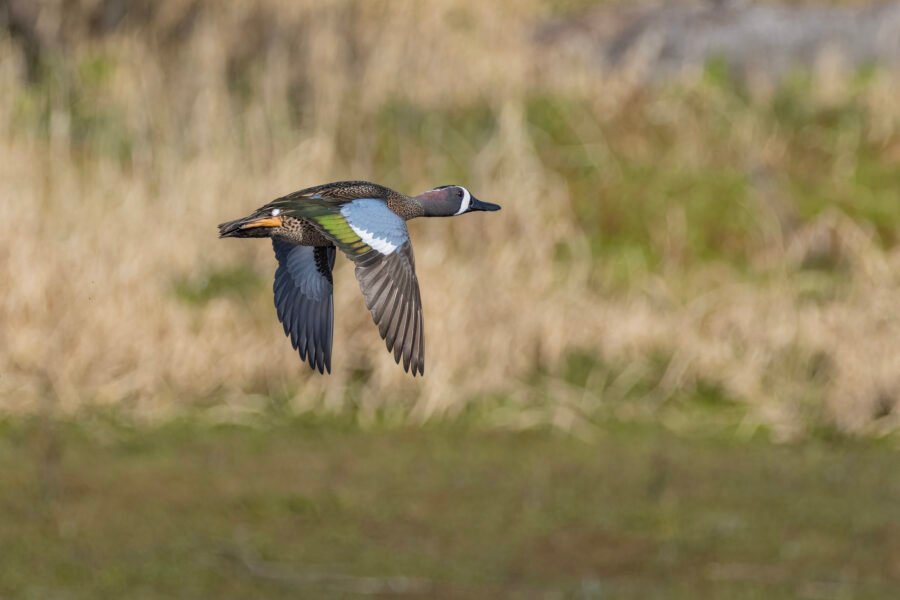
xmin=218 ymin=181 xmax=501 ymax=376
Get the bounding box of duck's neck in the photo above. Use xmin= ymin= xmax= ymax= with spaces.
xmin=414 ymin=189 xmax=457 ymax=218
xmin=386 ymin=195 xmax=425 ymax=220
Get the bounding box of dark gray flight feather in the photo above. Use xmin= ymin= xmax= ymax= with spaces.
xmin=354 ymin=241 xmax=424 ymax=376
xmin=272 ymin=240 xmax=336 ymax=374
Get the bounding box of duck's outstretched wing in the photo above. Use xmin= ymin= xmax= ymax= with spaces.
xmin=276 ymin=196 xmax=424 ymax=376
xmin=272 ymin=240 xmax=336 ymax=374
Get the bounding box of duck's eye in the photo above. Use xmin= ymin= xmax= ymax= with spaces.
xmin=271 ymin=208 xmax=281 ymax=216
xmin=456 ymin=189 xmax=464 ymax=198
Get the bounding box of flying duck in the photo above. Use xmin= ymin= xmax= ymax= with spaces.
xmin=218 ymin=181 xmax=501 ymax=376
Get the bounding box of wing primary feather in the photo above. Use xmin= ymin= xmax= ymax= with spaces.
xmin=374 ymin=282 xmax=400 ymax=338
xmin=400 ymin=294 xmax=417 ymax=372
xmin=367 ymin=273 xmax=395 ymax=321
xmin=318 ymin=297 xmax=329 ymax=371
xmin=407 ymin=304 xmax=419 ymax=373
xmin=315 ymin=300 xmax=328 ymax=373
xmin=384 ymin=283 xmax=406 ymax=351
xmin=371 ymin=281 xmax=396 ymax=327
xmin=324 ymin=296 xmax=334 ymax=373
xmin=299 ymin=300 xmax=313 ymax=364
xmin=392 ymin=290 xmax=411 ymax=365
xmin=286 ymin=288 xmax=301 ymax=351
xmin=412 ymin=287 xmax=424 ymax=376
xmin=398 ymin=274 xmax=416 ymax=367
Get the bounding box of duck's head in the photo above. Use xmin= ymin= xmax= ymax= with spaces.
xmin=417 ymin=185 xmax=501 ymax=217
xmin=218 ymin=206 xmax=287 ymax=238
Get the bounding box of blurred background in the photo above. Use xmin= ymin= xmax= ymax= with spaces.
xmin=1 ymin=0 xmax=899 ymax=597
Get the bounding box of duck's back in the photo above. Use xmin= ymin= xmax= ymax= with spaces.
xmin=272 ymin=181 xmax=399 ymax=246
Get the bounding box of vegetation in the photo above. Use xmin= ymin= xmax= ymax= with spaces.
xmin=2 ymin=416 xmax=897 ymax=598
xmin=2 ymin=1 xmax=899 ymax=596
xmin=3 ymin=1 xmax=899 ymax=437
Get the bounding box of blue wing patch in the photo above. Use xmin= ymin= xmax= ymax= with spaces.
xmin=340 ymin=199 xmax=408 ymax=256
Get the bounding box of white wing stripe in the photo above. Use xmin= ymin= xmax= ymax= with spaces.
xmin=348 ymin=223 xmax=399 ymax=255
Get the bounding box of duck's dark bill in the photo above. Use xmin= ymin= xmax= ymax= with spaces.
xmin=470 ymin=197 xmax=501 ymax=212
xmin=218 ymin=215 xmax=283 ymax=238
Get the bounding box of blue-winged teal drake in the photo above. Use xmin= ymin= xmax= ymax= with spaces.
xmin=218 ymin=181 xmax=501 ymax=376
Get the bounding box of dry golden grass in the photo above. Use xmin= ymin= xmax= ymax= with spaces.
xmin=1 ymin=0 xmax=899 ymax=438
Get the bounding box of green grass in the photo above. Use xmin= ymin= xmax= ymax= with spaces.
xmin=1 ymin=417 xmax=897 ymax=598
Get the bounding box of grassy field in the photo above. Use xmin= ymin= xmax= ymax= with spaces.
xmin=1 ymin=2 xmax=900 ymax=595
xmin=1 ymin=0 xmax=899 ymax=437
xmin=2 ymin=416 xmax=898 ymax=599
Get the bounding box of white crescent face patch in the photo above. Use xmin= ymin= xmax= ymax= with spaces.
xmin=454 ymin=187 xmax=471 ymax=216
